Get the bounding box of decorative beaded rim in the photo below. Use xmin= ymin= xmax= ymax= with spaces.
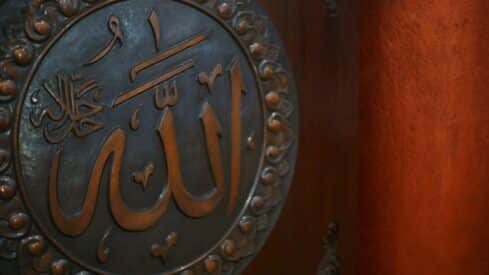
xmin=0 ymin=0 xmax=298 ymax=274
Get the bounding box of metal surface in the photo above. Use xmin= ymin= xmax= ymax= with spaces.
xmin=0 ymin=0 xmax=298 ymax=274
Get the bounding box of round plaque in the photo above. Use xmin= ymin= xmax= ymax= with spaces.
xmin=0 ymin=0 xmax=297 ymax=274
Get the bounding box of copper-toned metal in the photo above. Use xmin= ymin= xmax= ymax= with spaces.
xmin=0 ymin=80 xmax=17 ymax=97
xmin=151 ymin=232 xmax=179 ymax=263
xmin=0 ymin=177 xmax=16 ymax=200
xmin=204 ymin=255 xmax=220 ymax=272
xmin=0 ymin=0 xmax=298 ymax=274
xmin=96 ymin=228 xmax=112 ymax=264
xmin=154 ymin=80 xmax=179 ymax=109
xmin=114 ymin=60 xmax=194 ymax=107
xmin=8 ymin=213 xmax=27 ymax=230
xmin=148 ymin=10 xmax=161 ymax=51
xmin=159 ymin=103 xmax=225 ymax=217
xmin=129 ymin=107 xmax=141 ymax=130
xmin=27 ymin=238 xmax=46 ymax=257
xmin=228 ymin=58 xmax=246 ymax=213
xmin=130 ymin=33 xmax=207 ymax=81
xmin=30 ymin=73 xmax=104 ymax=144
xmin=132 ymin=162 xmax=155 ymax=191
xmin=13 ymin=47 xmax=33 ymax=66
xmin=198 ymin=64 xmax=223 ymax=92
xmin=85 ymin=15 xmax=124 ymax=65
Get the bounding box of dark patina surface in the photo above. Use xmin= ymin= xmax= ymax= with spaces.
xmin=0 ymin=0 xmax=297 ymax=274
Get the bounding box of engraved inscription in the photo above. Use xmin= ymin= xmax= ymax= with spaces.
xmin=151 ymin=232 xmax=178 ymax=264
xmin=0 ymin=0 xmax=296 ymax=273
xmin=198 ymin=64 xmax=223 ymax=92
xmin=149 ymin=10 xmax=161 ymax=51
xmin=30 ymin=73 xmax=104 ymax=144
xmin=133 ymin=162 xmax=155 ymax=191
xmin=97 ymin=228 xmax=112 ymax=264
xmin=114 ymin=60 xmax=194 ymax=107
xmin=228 ymin=58 xmax=246 ymax=213
xmin=44 ymin=9 xmax=248 ymax=246
xmin=85 ymin=16 xmax=124 ymax=65
xmin=154 ymin=80 xmax=179 ymax=109
xmin=14 ymin=1 xmax=280 ymax=273
xmin=48 ymin=96 xmax=229 ymax=234
xmin=130 ymin=33 xmax=207 ymax=81
xmin=129 ymin=107 xmax=141 ymax=130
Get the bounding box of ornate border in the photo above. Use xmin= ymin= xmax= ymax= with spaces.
xmin=0 ymin=0 xmax=298 ymax=274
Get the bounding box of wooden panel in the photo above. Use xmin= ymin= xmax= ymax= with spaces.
xmin=358 ymin=1 xmax=489 ymax=275
xmin=245 ymin=0 xmax=358 ymax=274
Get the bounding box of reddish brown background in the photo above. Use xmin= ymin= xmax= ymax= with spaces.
xmin=246 ymin=0 xmax=489 ymax=275
xmin=358 ymin=1 xmax=489 ymax=275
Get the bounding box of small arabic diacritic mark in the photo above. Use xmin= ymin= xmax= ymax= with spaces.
xmin=133 ymin=162 xmax=155 ymax=191
xmin=97 ymin=228 xmax=112 ymax=264
xmin=149 ymin=10 xmax=161 ymax=51
xmin=198 ymin=64 xmax=223 ymax=92
xmin=151 ymin=232 xmax=178 ymax=264
xmin=130 ymin=107 xmax=141 ymax=130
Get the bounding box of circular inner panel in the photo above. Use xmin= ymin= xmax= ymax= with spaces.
xmin=15 ymin=1 xmax=263 ymax=274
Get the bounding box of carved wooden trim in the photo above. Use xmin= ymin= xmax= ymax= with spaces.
xmin=317 ymin=222 xmax=341 ymax=275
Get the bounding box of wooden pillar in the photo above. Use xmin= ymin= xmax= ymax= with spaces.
xmin=358 ymin=1 xmax=489 ymax=275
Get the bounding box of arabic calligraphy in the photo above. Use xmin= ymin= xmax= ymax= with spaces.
xmin=113 ymin=60 xmax=194 ymax=107
xmin=40 ymin=11 xmax=249 ymax=264
xmin=97 ymin=228 xmax=112 ymax=264
xmin=151 ymin=232 xmax=178 ymax=264
xmin=130 ymin=107 xmax=141 ymax=130
xmin=30 ymin=72 xmax=104 ymax=144
xmin=85 ymin=15 xmax=124 ymax=65
xmin=154 ymin=80 xmax=179 ymax=109
xmin=228 ymin=58 xmax=246 ymax=213
xmin=198 ymin=64 xmax=223 ymax=92
xmin=130 ymin=33 xmax=207 ymax=81
xmin=148 ymin=10 xmax=161 ymax=51
xmin=48 ymin=102 xmax=227 ymax=234
xmin=133 ymin=162 xmax=155 ymax=191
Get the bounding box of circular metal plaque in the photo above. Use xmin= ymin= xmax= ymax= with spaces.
xmin=0 ymin=0 xmax=297 ymax=274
